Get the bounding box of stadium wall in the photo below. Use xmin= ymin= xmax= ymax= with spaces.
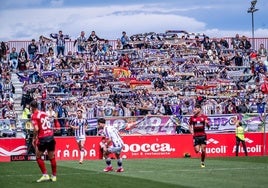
xmin=0 ymin=133 xmax=267 ymax=162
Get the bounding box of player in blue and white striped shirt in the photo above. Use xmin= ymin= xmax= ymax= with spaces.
xmin=98 ymin=118 xmax=124 ymax=172
xmin=70 ymin=109 xmax=88 ymax=164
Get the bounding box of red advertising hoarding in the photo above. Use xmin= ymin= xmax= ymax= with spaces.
xmin=0 ymin=138 xmax=27 ymax=162
xmin=0 ymin=133 xmax=267 ymax=162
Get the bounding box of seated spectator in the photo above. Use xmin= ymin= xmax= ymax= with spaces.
xmin=8 ymin=47 xmax=19 ymax=71
xmin=258 ymin=43 xmax=267 ymax=61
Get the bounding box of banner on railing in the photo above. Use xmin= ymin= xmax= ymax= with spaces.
xmin=0 ymin=113 xmax=267 ymax=137
xmin=105 ymin=116 xmax=177 ymax=135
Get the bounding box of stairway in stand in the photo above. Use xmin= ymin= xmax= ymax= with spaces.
xmin=11 ymin=72 xmax=23 ymax=120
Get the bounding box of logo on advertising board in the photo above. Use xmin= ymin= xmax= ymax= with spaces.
xmin=122 ymin=139 xmax=177 ymax=158
xmin=207 ymin=138 xmax=219 ymax=144
xmin=55 ymin=137 xmax=102 ymax=160
xmin=0 ymin=138 xmax=27 ymax=161
xmin=206 ymin=138 xmax=227 ymax=154
xmin=245 ymin=138 xmax=253 ymax=144
xmin=232 ymin=137 xmax=262 ymax=154
xmin=56 ymin=144 xmax=99 ymax=159
xmin=0 ymin=145 xmax=27 ymax=156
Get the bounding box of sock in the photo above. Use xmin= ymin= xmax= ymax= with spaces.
xmin=80 ymin=149 xmax=85 ymax=161
xmin=106 ymin=158 xmax=111 ymax=166
xmin=50 ymin=157 xmax=57 ymax=176
xmin=201 ymin=150 xmax=206 ymax=163
xmin=117 ymin=158 xmax=122 ymax=168
xmin=37 ymin=157 xmax=47 ymax=174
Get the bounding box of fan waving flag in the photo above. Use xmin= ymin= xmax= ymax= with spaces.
xmin=112 ymin=67 xmax=131 ymax=78
xmin=16 ymin=73 xmax=30 ymax=83
xmin=129 ymin=80 xmax=152 ymax=89
xmin=195 ymin=85 xmax=217 ymax=90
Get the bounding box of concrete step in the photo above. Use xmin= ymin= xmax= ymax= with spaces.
xmin=11 ymin=72 xmax=24 ymax=121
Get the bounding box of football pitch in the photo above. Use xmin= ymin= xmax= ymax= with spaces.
xmin=1 ymin=157 xmax=268 ymax=188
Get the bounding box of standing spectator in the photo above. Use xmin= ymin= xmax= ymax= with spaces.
xmin=235 ymin=120 xmax=248 ymax=157
xmin=30 ymin=100 xmax=57 ymax=182
xmin=219 ymin=38 xmax=229 ymax=49
xmin=97 ymin=118 xmax=125 ymax=172
xmin=50 ymin=30 xmax=70 ymax=57
xmin=225 ymin=100 xmax=237 ymax=114
xmin=202 ymin=36 xmax=211 ymax=50
xmin=87 ymin=31 xmax=103 ymax=52
xmin=74 ymin=31 xmax=87 ymax=54
xmin=56 ymin=101 xmax=68 ymax=136
xmin=238 ymin=36 xmax=251 ymax=50
xmin=249 ymin=99 xmax=258 ymax=113
xmin=256 ymin=98 xmax=266 ymax=114
xmin=102 ymin=39 xmax=110 ymax=53
xmin=231 ymin=34 xmax=241 ymax=49
xmin=46 ymin=104 xmax=58 ymax=133
xmin=28 ymin=39 xmax=38 ymax=61
xmin=116 ymin=38 xmax=123 ymax=50
xmin=8 ymin=47 xmax=19 ymax=71
xmin=163 ymin=101 xmax=173 ymax=115
xmin=69 ymin=109 xmax=88 ymax=164
xmin=21 ymin=104 xmax=31 ymax=120
xmin=39 ymin=35 xmax=52 ymax=54
xmin=96 ymin=100 xmax=105 ymax=117
xmin=18 ymin=48 xmax=28 ymax=71
xmin=237 ymin=101 xmax=249 ymax=113
xmin=113 ymin=103 xmax=124 ymax=116
xmin=231 ymin=51 xmax=243 ymax=66
xmin=0 ymin=41 xmax=8 ymax=61
xmin=121 ymin=31 xmax=132 ymax=49
xmin=189 ymin=104 xmax=210 ymax=168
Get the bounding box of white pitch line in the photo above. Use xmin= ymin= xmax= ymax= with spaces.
xmin=1 ymin=166 xmax=267 ymax=177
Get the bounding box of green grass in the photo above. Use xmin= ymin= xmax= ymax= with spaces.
xmin=1 ymin=157 xmax=268 ymax=188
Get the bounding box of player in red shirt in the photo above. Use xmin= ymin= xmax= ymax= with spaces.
xmin=189 ymin=104 xmax=210 ymax=168
xmin=30 ymin=100 xmax=57 ymax=182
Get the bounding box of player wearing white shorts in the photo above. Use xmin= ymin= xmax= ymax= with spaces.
xmin=70 ymin=109 xmax=88 ymax=164
xmin=98 ymin=118 xmax=124 ymax=172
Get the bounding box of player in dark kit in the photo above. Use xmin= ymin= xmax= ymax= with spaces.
xmin=30 ymin=100 xmax=57 ymax=182
xmin=189 ymin=104 xmax=210 ymax=168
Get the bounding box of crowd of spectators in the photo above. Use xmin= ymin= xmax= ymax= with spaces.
xmin=0 ymin=30 xmax=268 ymax=136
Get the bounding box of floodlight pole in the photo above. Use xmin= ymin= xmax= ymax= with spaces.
xmin=247 ymin=0 xmax=259 ymax=50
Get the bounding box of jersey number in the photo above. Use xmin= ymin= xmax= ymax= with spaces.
xmin=41 ymin=117 xmax=52 ymax=130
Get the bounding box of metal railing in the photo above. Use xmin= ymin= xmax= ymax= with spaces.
xmin=7 ymin=37 xmax=268 ymax=53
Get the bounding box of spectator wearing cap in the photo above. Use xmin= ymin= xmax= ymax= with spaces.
xmin=28 ymin=39 xmax=38 ymax=61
